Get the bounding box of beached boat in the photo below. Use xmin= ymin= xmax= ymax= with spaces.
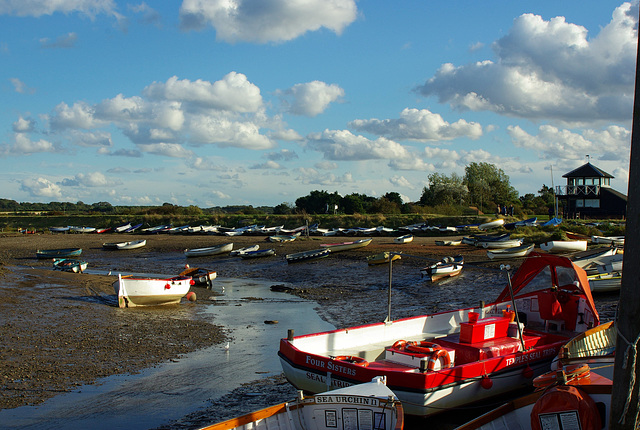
xmin=123 ymin=222 xmax=143 ymax=233
xmin=269 ymin=234 xmax=299 ymax=243
xmin=36 ymin=248 xmax=82 ymax=259
xmin=565 ymin=231 xmax=592 ymax=241
xmin=591 ymin=235 xmax=625 ymax=246
xmin=114 ymin=222 xmax=132 ymax=233
xmin=572 ymin=247 xmax=622 ymax=275
xmin=320 ymin=238 xmax=372 ymax=252
xmin=504 ymin=217 xmax=538 ymax=230
xmin=52 ymin=258 xmax=88 ymax=273
xmin=367 ymin=251 xmax=401 ymax=266
xmin=241 ymin=248 xmax=276 ymax=259
xmin=229 ymin=244 xmax=260 ymax=257
xmin=479 ymin=238 xmax=524 ymax=249
xmin=184 ymin=242 xmax=233 ymax=257
xmin=540 ymin=240 xmax=587 ymax=253
xmin=394 ymin=234 xmax=414 ymax=244
xmin=199 ymin=376 xmax=404 ymax=430
xmin=486 ymin=243 xmax=534 ymax=260
xmin=285 ymin=249 xmax=330 ymax=264
xmin=455 ymin=326 xmax=614 ymax=430
xmin=478 ymin=218 xmax=504 ymax=230
xmin=69 ymin=226 xmax=96 ymax=233
xmin=542 ymin=217 xmax=562 ymax=226
xmin=587 ymin=272 xmax=621 ymax=293
xmin=113 ymin=274 xmax=193 ymax=308
xmin=278 ymin=253 xmax=600 ymax=417
xmin=49 ymin=226 xmax=70 ymax=233
xmin=116 ymin=239 xmax=147 ymax=250
xmin=420 ymin=255 xmax=463 ymax=282
xmin=435 ymin=239 xmax=462 ymax=246
xmin=179 ymin=266 xmax=217 ymax=288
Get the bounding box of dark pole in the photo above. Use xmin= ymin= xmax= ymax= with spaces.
xmin=610 ymin=9 xmax=640 ymax=429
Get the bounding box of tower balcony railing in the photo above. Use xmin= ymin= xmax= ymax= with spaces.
xmin=555 ymin=185 xmax=600 ymax=196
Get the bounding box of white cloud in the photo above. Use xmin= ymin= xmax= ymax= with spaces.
xmin=266 ymin=149 xmax=298 ymax=161
xmin=12 ymin=116 xmax=35 ymax=132
xmin=389 ymin=175 xmax=414 ymax=189
xmin=211 ymin=190 xmax=231 ymax=199
xmin=6 ymin=133 xmax=56 ymax=154
xmin=70 ymin=130 xmax=112 ymax=147
xmin=315 ymin=161 xmax=338 ymax=170
xmin=20 ymin=177 xmax=62 ymax=198
xmin=349 ymin=108 xmax=483 ymax=142
xmin=280 ymin=81 xmax=344 ymax=116
xmin=388 ymin=158 xmax=436 ymax=171
xmin=143 ymin=73 xmax=263 ymax=113
xmin=508 ymin=124 xmax=630 ymax=162
xmin=60 ymin=171 xmax=118 ymax=187
xmin=307 ymin=129 xmax=410 ymax=161
xmin=179 ymin=0 xmax=357 ymax=43
xmin=270 ymin=128 xmax=304 ymax=141
xmin=51 ymin=101 xmax=105 ymax=130
xmin=416 ymin=3 xmax=638 ymax=123
xmin=250 ymin=160 xmax=283 ymax=169
xmin=0 ymin=0 xmax=118 ymax=18
xmin=191 ymin=157 xmax=229 ymax=171
xmin=137 ymin=142 xmax=194 ymax=158
xmin=293 ymin=167 xmax=354 ymax=186
xmin=188 ymin=115 xmax=274 ymax=149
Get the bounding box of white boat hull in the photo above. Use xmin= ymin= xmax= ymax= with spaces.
xmin=185 ymin=243 xmax=233 ymax=257
xmin=113 ymin=275 xmax=192 ymax=308
xmin=540 ymin=240 xmax=587 ymax=253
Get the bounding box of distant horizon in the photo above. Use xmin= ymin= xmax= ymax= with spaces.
xmin=1 ymin=1 xmax=634 ymax=207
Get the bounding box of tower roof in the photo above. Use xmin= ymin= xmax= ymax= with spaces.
xmin=562 ymin=162 xmax=614 ymax=179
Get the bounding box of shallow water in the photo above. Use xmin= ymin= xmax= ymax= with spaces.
xmin=0 ymin=277 xmax=334 ymax=430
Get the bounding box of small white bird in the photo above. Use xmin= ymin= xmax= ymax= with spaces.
xmin=224 ymin=342 xmax=230 ymax=351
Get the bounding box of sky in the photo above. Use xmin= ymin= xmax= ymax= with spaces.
xmin=0 ymin=0 xmax=637 ymax=208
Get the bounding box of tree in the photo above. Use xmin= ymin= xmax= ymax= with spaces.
xmin=295 ymin=190 xmax=341 ymax=214
xmin=420 ymin=173 xmax=468 ymax=206
xmin=273 ymin=203 xmax=294 ymax=214
xmin=382 ymin=192 xmax=403 ymax=207
xmin=464 ymin=162 xmax=518 ymax=211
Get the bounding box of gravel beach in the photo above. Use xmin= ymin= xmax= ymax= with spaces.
xmin=0 ymin=231 xmax=619 ymax=428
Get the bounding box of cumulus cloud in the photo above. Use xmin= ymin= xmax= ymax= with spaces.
xmin=191 ymin=157 xmax=229 ymax=171
xmin=269 ymin=128 xmax=303 ymax=141
xmin=508 ymin=124 xmax=631 ymax=162
xmin=349 ymin=108 xmax=483 ymax=142
xmin=416 ymin=3 xmax=638 ymax=123
xmin=20 ymin=177 xmax=62 ymax=198
xmin=210 ymin=190 xmax=231 ymax=199
xmin=250 ymin=160 xmax=283 ymax=169
xmin=293 ymin=167 xmax=354 ymax=186
xmin=307 ymin=129 xmax=410 ymax=161
xmin=129 ymin=2 xmax=161 ymax=27
xmin=280 ymin=81 xmax=344 ymax=116
xmin=179 ymin=0 xmax=357 ymax=43
xmin=0 ymin=0 xmax=118 ymax=18
xmin=70 ymin=130 xmax=112 ymax=147
xmin=389 ymin=175 xmax=414 ymax=189
xmin=266 ymin=149 xmax=298 ymax=161
xmin=137 ymin=142 xmax=194 ymax=158
xmin=60 ymin=171 xmax=118 ymax=187
xmin=12 ymin=116 xmax=35 ymax=133
xmin=3 ymin=133 xmax=57 ymax=155
xmin=45 ymin=73 xmax=276 ymax=153
xmin=143 ymin=73 xmax=263 ymax=113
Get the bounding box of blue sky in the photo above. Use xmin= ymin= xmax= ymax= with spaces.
xmin=0 ymin=0 xmax=636 ymax=207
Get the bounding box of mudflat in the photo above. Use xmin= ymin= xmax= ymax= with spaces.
xmin=0 ymin=231 xmax=619 ymax=428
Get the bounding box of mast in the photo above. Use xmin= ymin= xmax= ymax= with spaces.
xmin=610 ymin=9 xmax=640 ymax=428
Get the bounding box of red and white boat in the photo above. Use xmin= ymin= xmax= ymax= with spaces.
xmin=278 ymin=253 xmax=600 ymax=417
xmin=113 ymin=274 xmax=194 ymax=308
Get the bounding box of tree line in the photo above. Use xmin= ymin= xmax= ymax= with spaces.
xmin=1 ymin=162 xmax=555 ymax=217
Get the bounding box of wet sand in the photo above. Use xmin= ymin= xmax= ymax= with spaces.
xmin=0 ymin=231 xmax=619 ymax=428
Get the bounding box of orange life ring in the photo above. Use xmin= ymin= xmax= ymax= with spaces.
xmin=405 ymin=341 xmax=443 ymax=355
xmin=427 ymin=348 xmax=451 ymax=371
xmin=392 ymin=340 xmax=408 ymax=350
xmin=533 ymin=363 xmax=590 ymax=389
xmin=334 ymin=355 xmax=369 ymax=367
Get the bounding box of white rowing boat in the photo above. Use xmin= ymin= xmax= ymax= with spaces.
xmin=113 ymin=274 xmax=193 ymax=308
xmin=185 ymin=242 xmax=233 ymax=257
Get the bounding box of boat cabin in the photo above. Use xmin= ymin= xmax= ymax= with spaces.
xmin=555 ymin=162 xmax=627 ymax=219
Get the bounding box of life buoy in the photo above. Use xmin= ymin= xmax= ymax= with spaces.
xmin=427 ymin=348 xmax=451 ymax=371
xmin=334 ymin=356 xmax=369 ymax=367
xmin=392 ymin=340 xmax=408 ymax=350
xmin=405 ymin=341 xmax=443 ymax=355
xmin=533 ymin=363 xmax=590 ymax=389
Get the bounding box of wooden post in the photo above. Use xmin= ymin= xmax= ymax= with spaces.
xmin=610 ymin=9 xmax=640 ymax=428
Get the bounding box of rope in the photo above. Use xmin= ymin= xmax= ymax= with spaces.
xmin=616 ymin=325 xmax=640 ymax=426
